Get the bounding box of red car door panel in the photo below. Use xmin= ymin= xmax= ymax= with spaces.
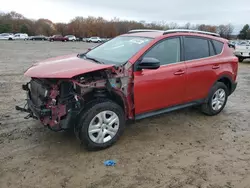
xmin=183 ymin=36 xmax=224 ymax=103
xmin=134 ymin=63 xmax=186 ymax=115
xmin=184 ymin=58 xmax=220 ymax=102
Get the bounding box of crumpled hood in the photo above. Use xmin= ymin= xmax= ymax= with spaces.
xmin=24 ymin=54 xmax=114 ymax=78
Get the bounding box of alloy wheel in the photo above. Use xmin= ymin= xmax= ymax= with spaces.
xmin=88 ymin=110 xmax=119 ymax=144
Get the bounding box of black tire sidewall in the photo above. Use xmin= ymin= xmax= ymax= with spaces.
xmin=78 ymin=100 xmax=125 ymax=150
xmin=206 ymin=82 xmax=229 ymax=115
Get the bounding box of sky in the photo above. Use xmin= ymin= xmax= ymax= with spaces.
xmin=2 ymin=0 xmax=250 ymax=33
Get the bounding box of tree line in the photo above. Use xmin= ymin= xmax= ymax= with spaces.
xmin=0 ymin=11 xmax=249 ymax=39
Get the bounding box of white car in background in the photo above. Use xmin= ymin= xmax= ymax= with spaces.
xmin=13 ymin=33 xmax=29 ymax=40
xmin=234 ymin=41 xmax=250 ymax=62
xmin=65 ymin=35 xmax=76 ymax=41
xmin=87 ymin=37 xmax=102 ymax=43
xmin=0 ymin=33 xmax=14 ymax=40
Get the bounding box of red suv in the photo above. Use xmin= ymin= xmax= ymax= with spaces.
xmin=17 ymin=29 xmax=238 ymax=150
xmin=49 ymin=35 xmax=69 ymax=42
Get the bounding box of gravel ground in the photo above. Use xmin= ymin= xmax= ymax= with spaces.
xmin=0 ymin=41 xmax=250 ymax=188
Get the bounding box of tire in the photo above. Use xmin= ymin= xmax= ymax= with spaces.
xmin=238 ymin=57 xmax=244 ymax=62
xmin=8 ymin=38 xmax=13 ymax=40
xmin=76 ymin=99 xmax=125 ymax=150
xmin=50 ymin=39 xmax=54 ymax=42
xmin=201 ymin=82 xmax=229 ymax=116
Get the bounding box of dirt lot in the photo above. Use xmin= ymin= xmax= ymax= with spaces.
xmin=0 ymin=41 xmax=250 ymax=188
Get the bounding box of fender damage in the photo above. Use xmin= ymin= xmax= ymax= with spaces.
xmin=16 ymin=62 xmax=134 ymax=131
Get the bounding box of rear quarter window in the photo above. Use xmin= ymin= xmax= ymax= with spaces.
xmin=212 ymin=40 xmax=224 ymax=54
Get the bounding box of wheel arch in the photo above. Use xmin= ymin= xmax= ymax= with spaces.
xmin=216 ymin=74 xmax=233 ymax=95
xmin=205 ymin=74 xmax=233 ymax=103
xmin=78 ymin=89 xmax=128 ymax=120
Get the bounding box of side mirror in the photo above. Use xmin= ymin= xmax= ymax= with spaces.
xmin=138 ymin=57 xmax=160 ymax=70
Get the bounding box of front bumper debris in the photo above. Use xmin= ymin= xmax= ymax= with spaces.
xmin=15 ymin=104 xmax=38 ymax=120
xmin=16 ymin=82 xmax=73 ymax=131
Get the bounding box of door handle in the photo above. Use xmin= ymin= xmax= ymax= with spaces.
xmin=174 ymin=70 xmax=185 ymax=75
xmin=212 ymin=65 xmax=220 ymax=69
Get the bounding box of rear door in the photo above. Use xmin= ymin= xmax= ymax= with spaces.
xmin=134 ymin=37 xmax=187 ymax=115
xmin=183 ymin=36 xmax=223 ymax=102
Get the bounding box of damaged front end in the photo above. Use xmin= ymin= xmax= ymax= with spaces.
xmin=16 ymin=64 xmax=134 ymax=131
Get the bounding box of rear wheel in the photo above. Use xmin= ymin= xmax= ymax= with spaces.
xmin=76 ymin=99 xmax=125 ymax=150
xmin=201 ymin=82 xmax=228 ymax=116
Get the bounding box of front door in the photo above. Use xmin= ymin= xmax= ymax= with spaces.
xmin=133 ymin=37 xmax=187 ymax=115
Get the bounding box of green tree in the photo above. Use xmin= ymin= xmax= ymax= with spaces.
xmin=0 ymin=24 xmax=11 ymax=33
xmin=246 ymin=30 xmax=250 ymax=40
xmin=20 ymin=24 xmax=29 ymax=34
xmin=238 ymin=24 xmax=250 ymax=39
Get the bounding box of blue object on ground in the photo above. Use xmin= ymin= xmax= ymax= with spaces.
xmin=104 ymin=160 xmax=116 ymax=166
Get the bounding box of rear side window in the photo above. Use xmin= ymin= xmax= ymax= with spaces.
xmin=212 ymin=40 xmax=224 ymax=54
xmin=184 ymin=37 xmax=209 ymax=61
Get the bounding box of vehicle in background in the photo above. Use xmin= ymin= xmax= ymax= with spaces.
xmin=100 ymin=38 xmax=110 ymax=43
xmin=17 ymin=29 xmax=238 ymax=150
xmin=87 ymin=36 xmax=102 ymax=43
xmin=65 ymin=35 xmax=76 ymax=41
xmin=234 ymin=41 xmax=250 ymax=62
xmin=13 ymin=33 xmax=29 ymax=40
xmin=82 ymin=38 xmax=88 ymax=42
xmin=29 ymin=35 xmax=48 ymax=41
xmin=49 ymin=35 xmax=69 ymax=42
xmin=228 ymin=40 xmax=236 ymax=49
xmin=0 ymin=33 xmax=14 ymax=40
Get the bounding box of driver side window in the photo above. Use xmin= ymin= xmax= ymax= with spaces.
xmin=144 ymin=37 xmax=181 ymax=65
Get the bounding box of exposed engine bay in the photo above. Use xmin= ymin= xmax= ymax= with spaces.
xmin=16 ymin=64 xmax=134 ymax=131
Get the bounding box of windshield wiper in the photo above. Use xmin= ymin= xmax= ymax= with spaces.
xmin=84 ymin=54 xmax=104 ymax=64
xmin=87 ymin=57 xmax=104 ymax=64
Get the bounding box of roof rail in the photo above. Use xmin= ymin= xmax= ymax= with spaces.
xmin=163 ymin=29 xmax=220 ymax=37
xmin=128 ymin=29 xmax=165 ymax=33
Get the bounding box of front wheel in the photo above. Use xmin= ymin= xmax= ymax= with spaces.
xmin=76 ymin=100 xmax=125 ymax=150
xmin=201 ymin=82 xmax=228 ymax=116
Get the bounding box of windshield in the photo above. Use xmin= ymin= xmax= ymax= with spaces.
xmin=84 ymin=36 xmax=152 ymax=65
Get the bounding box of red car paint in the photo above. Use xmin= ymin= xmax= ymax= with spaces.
xmin=49 ymin=35 xmax=69 ymax=41
xmin=21 ymin=31 xmax=238 ymax=131
xmin=25 ymin=54 xmax=114 ymax=78
xmin=127 ymin=32 xmax=238 ymax=115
